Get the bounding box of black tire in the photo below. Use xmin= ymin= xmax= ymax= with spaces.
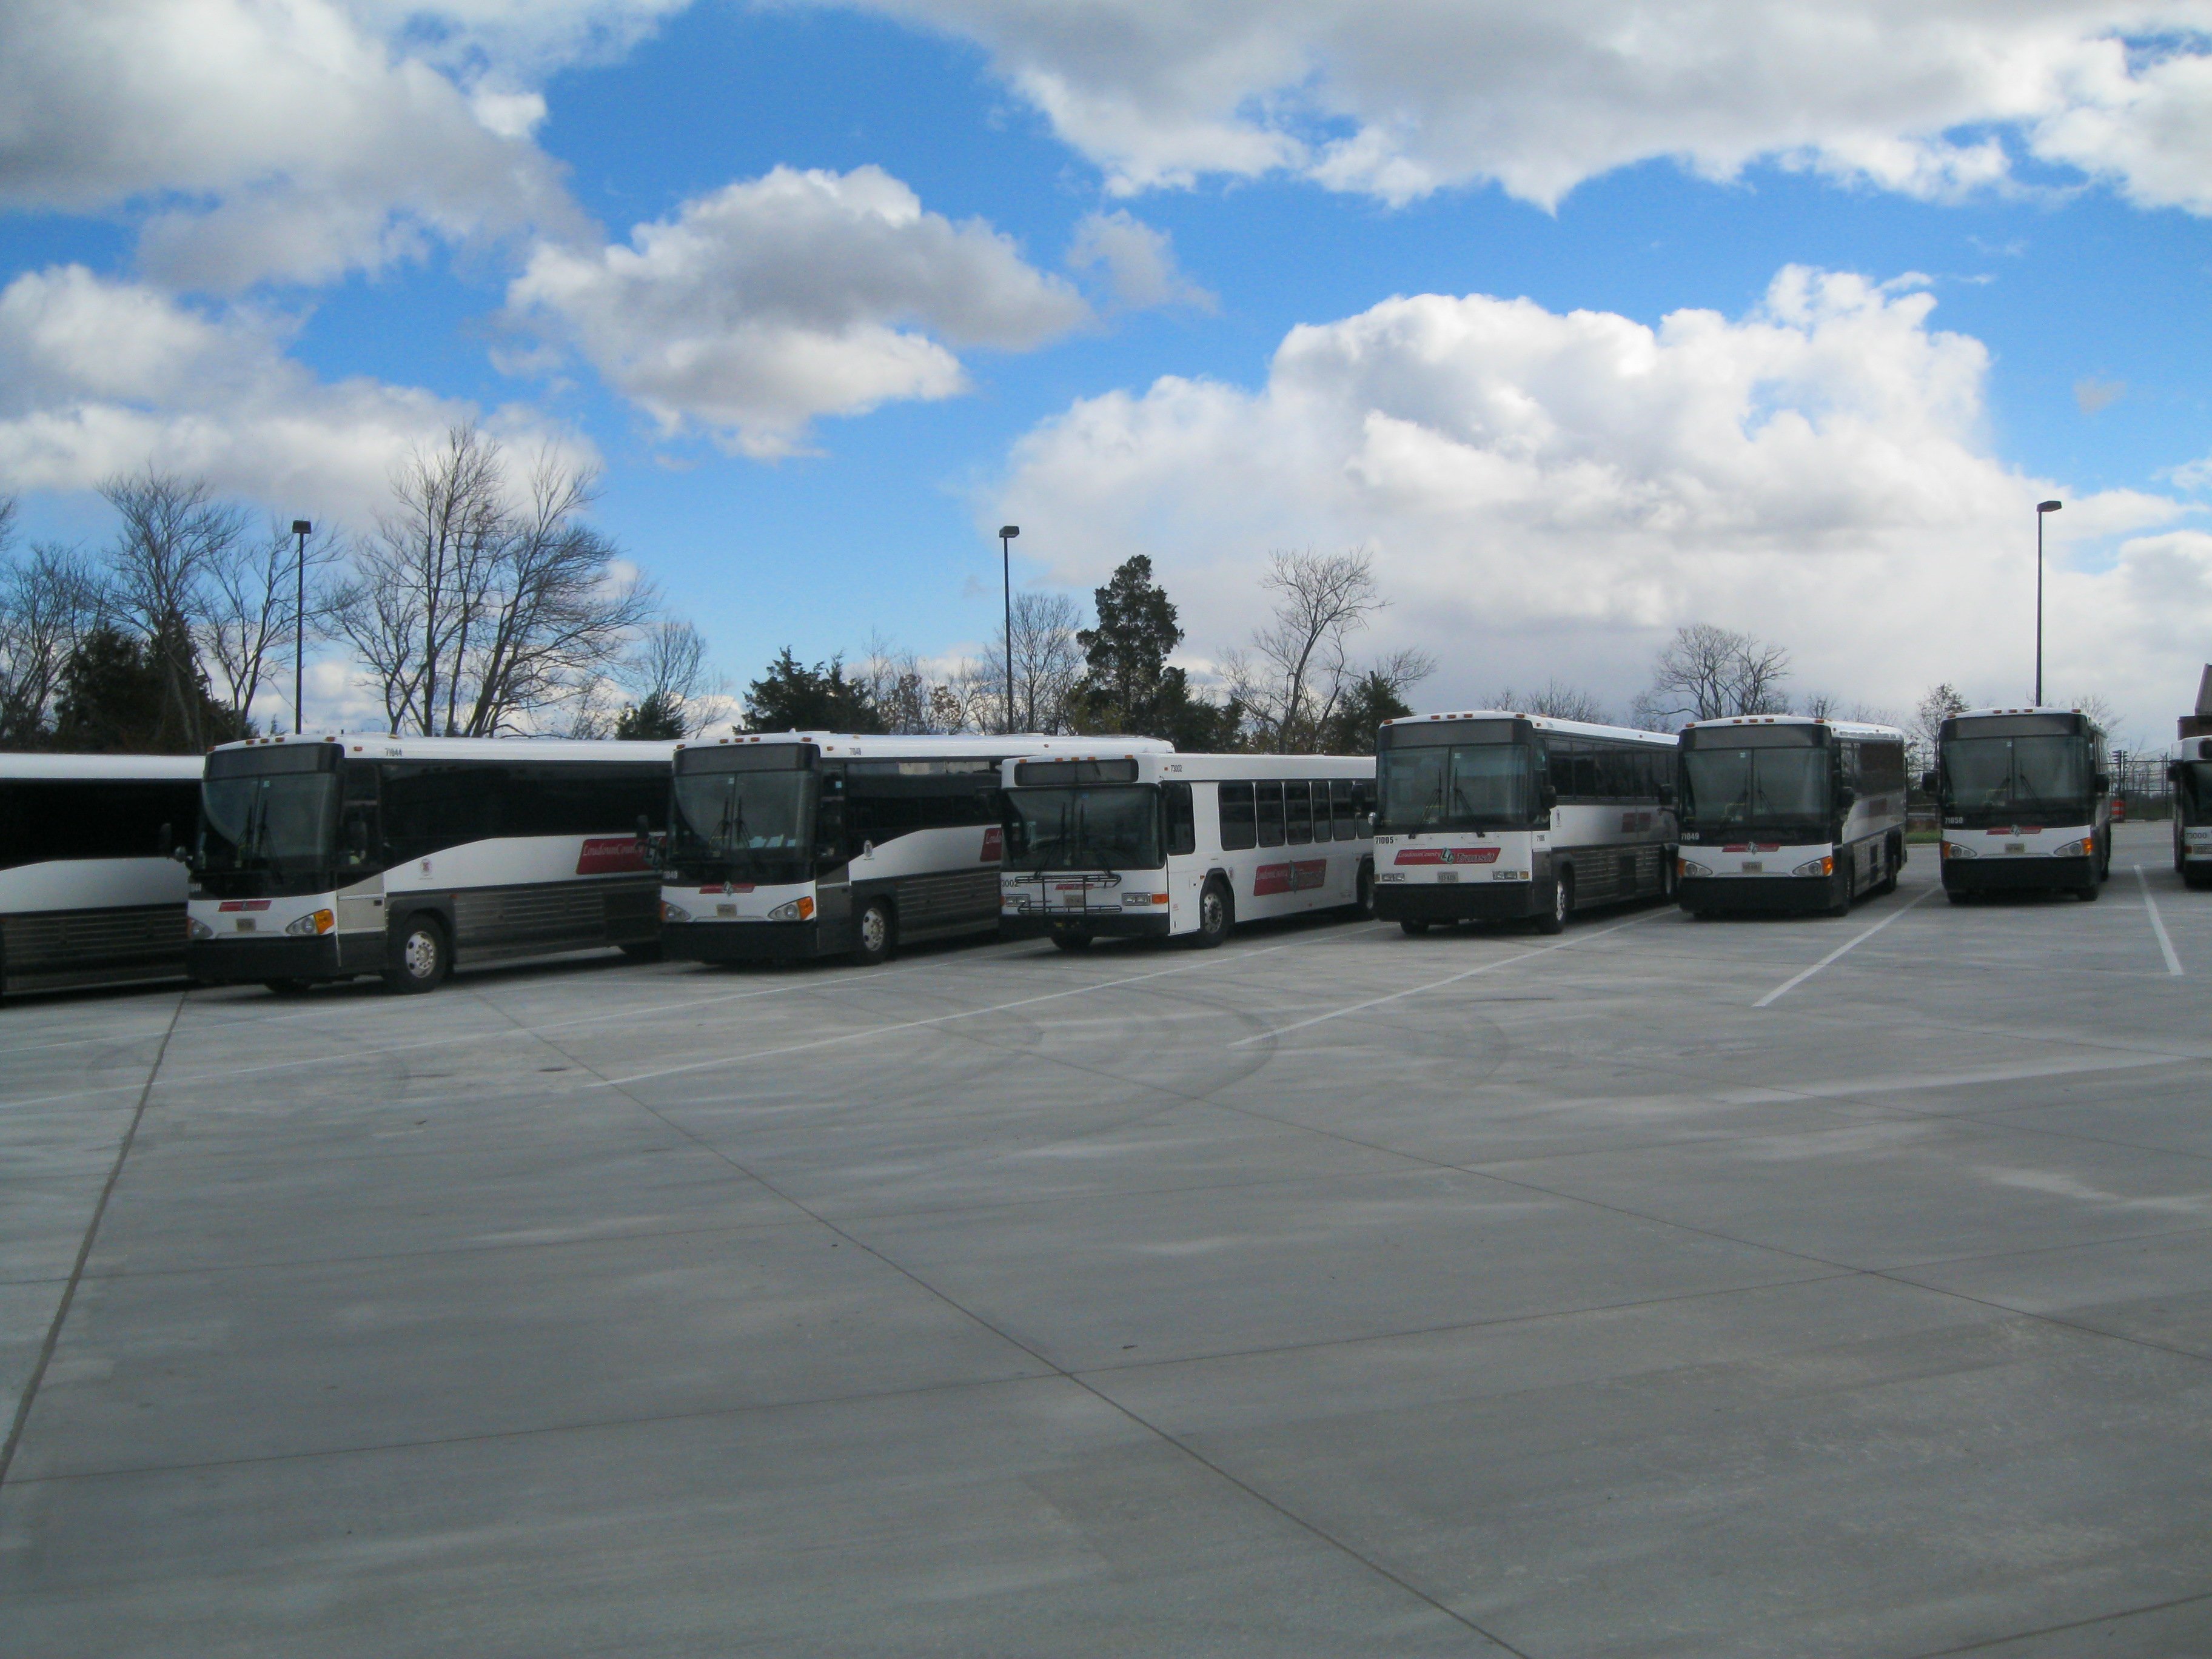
xmin=2077 ymin=880 xmax=2100 ymax=902
xmin=1875 ymin=838 xmax=1902 ymax=896
xmin=854 ymin=898 xmax=894 ymax=965
xmin=1191 ymin=878 xmax=1232 ymax=948
xmin=1350 ymin=863 xmax=1375 ymax=918
xmin=1050 ymin=929 xmax=1093 ymax=953
xmin=1946 ymin=889 xmax=1971 ymax=905
xmin=1825 ymin=859 xmax=1854 ymax=917
xmin=383 ymin=914 xmax=449 ymax=994
xmin=1534 ymin=868 xmax=1571 ymax=935
xmin=1399 ymin=917 xmax=1430 ymax=936
xmin=618 ymin=940 xmax=662 ymax=962
xmin=263 ymin=977 xmax=313 ymax=996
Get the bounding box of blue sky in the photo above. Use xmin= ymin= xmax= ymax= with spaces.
xmin=6 ymin=2 xmax=2212 ymax=740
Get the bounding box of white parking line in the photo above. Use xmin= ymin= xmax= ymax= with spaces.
xmin=2136 ymin=865 xmax=2185 ymax=977
xmin=1753 ymin=888 xmax=1933 ymax=1009
xmin=1229 ymin=911 xmax=1662 ymax=1048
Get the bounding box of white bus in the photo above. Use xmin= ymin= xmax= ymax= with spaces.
xmin=188 ymin=734 xmax=676 ymax=994
xmin=1929 ymin=707 xmax=2111 ymax=903
xmin=1372 ymin=711 xmax=1678 ymax=936
xmin=1 ymin=754 xmax=203 ymax=997
xmin=2170 ymin=736 xmax=2212 ymax=888
xmin=999 ymin=750 xmax=1376 ymax=950
xmin=1677 ymin=716 xmax=1909 ymax=916
xmin=661 ymin=732 xmax=1172 ymax=965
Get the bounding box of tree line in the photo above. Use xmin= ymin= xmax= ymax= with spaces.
xmin=0 ymin=427 xmax=720 ymax=753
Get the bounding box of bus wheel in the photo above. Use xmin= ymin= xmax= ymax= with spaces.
xmin=1192 ymin=879 xmax=1232 ymax=948
xmin=1535 ymin=870 xmax=1571 ymax=935
xmin=384 ymin=915 xmax=449 ymax=994
xmin=1877 ymin=839 xmax=1902 ymax=895
xmin=2076 ymin=879 xmax=2100 ymax=902
xmin=1826 ymin=864 xmax=1853 ymax=917
xmin=263 ymin=977 xmax=313 ymax=996
xmin=854 ymin=899 xmax=894 ymax=965
xmin=1351 ymin=864 xmax=1375 ymax=918
xmin=1399 ymin=918 xmax=1430 ymax=936
xmin=1051 ymin=928 xmax=1093 ymax=953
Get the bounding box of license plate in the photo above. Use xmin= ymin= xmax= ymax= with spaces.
xmin=2005 ymin=843 xmax=2025 ymax=855
xmin=1740 ymin=861 xmax=1763 ymax=874
xmin=717 ymin=903 xmax=736 ymax=917
xmin=1436 ymin=871 xmax=1458 ymax=884
xmin=235 ymin=917 xmax=256 ymax=933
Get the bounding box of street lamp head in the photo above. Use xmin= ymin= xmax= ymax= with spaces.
xmin=999 ymin=525 xmax=1019 ymax=540
xmin=2037 ymin=500 xmax=2062 ymax=514
xmin=292 ymin=520 xmax=313 ymax=535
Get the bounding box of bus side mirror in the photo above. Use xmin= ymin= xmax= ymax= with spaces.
xmin=1835 ymin=784 xmax=1857 ymax=809
xmin=1657 ymin=785 xmax=1676 ymax=808
xmin=1364 ymin=813 xmax=1377 ymax=837
xmin=1920 ymin=770 xmax=1938 ymax=794
xmin=635 ymin=813 xmax=651 ymax=843
xmin=2094 ymin=773 xmax=2112 ymax=795
xmin=1538 ymin=780 xmax=1558 ymax=810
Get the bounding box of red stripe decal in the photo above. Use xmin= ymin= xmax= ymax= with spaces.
xmin=577 ymin=836 xmax=648 ymax=876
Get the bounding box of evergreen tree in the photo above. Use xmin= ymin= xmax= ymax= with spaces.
xmin=613 ymin=691 xmax=686 ymax=740
xmin=743 ymin=648 xmax=884 ymax=734
xmin=1073 ymin=556 xmax=1181 ymax=733
xmin=52 ymin=623 xmax=246 ymax=752
xmin=1319 ymin=669 xmax=1415 ymax=755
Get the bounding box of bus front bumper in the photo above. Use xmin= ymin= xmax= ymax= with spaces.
xmin=1373 ymin=881 xmax=1543 ymax=924
xmin=1942 ymin=856 xmax=2094 ymax=893
xmin=662 ymin=919 xmax=829 ymax=962
xmin=186 ymin=932 xmax=383 ymax=984
xmin=1677 ymin=874 xmax=1840 ymax=915
xmin=999 ymin=911 xmax=1173 ymax=942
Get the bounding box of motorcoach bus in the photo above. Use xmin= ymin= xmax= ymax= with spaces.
xmin=1926 ymin=707 xmax=2111 ymax=903
xmin=2170 ymin=736 xmax=2212 ymax=888
xmin=999 ymin=750 xmax=1376 ymax=950
xmin=1677 ymin=716 xmax=1909 ymax=916
xmin=188 ymin=734 xmax=675 ymax=994
xmin=661 ymin=732 xmax=1172 ymax=965
xmin=1 ymin=754 xmax=202 ymax=997
xmin=1372 ymin=711 xmax=1677 ymax=936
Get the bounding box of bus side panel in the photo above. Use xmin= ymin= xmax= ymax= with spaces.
xmin=0 ymin=857 xmax=192 ymax=993
xmin=1547 ymin=801 xmax=1674 ymax=911
xmin=850 ymin=823 xmax=1002 ymax=942
xmin=383 ymin=835 xmax=658 ymax=962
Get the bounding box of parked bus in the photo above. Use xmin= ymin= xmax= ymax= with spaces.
xmin=1 ymin=754 xmax=202 ymax=997
xmin=188 ymin=734 xmax=675 ymax=994
xmin=1373 ymin=711 xmax=1677 ymax=936
xmin=662 ymin=733 xmax=1171 ymax=965
xmin=2170 ymin=736 xmax=2212 ymax=888
xmin=1000 ymin=750 xmax=1376 ymax=950
xmin=1677 ymin=716 xmax=1909 ymax=916
xmin=1923 ymin=707 xmax=2111 ymax=903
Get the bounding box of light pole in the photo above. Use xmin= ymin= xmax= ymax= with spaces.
xmin=291 ymin=519 xmax=312 ymax=733
xmin=2035 ymin=499 xmax=2061 ymax=705
xmin=998 ymin=525 xmax=1019 ymax=735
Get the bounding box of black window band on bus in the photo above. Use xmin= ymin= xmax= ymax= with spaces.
xmin=1164 ymin=782 xmax=1196 ymax=857
xmin=1330 ymin=779 xmax=1355 ymax=837
xmin=207 ymin=744 xmax=339 ymax=777
xmin=1285 ymin=782 xmax=1312 ymax=845
xmin=1218 ymin=781 xmax=1256 ymax=850
xmin=677 ymin=744 xmax=816 ymax=773
xmin=1256 ymin=782 xmax=1285 ymax=847
xmin=1940 ymin=714 xmax=2080 ymax=741
xmin=1681 ymin=725 xmax=1822 ymax=749
xmin=1382 ymin=718 xmax=1521 ymax=749
xmin=1013 ymin=758 xmax=1140 ymax=786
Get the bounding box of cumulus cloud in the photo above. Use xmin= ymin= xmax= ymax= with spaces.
xmin=0 ymin=264 xmax=582 ymax=521
xmin=0 ymin=0 xmax=592 ymax=287
xmin=992 ymin=267 xmax=2198 ymax=734
xmin=850 ymin=2 xmax=2212 ymax=210
xmin=1067 ymin=210 xmax=1215 ymax=312
xmin=507 ymin=165 xmax=1091 ymax=457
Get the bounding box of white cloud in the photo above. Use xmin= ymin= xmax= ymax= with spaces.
xmin=0 ymin=264 xmax=583 ymax=523
xmin=850 ymin=2 xmax=2212 ymax=210
xmin=0 ymin=0 xmax=590 ymax=287
xmin=508 ymin=165 xmax=1091 ymax=457
xmin=1067 ymin=210 xmax=1215 ymax=312
xmin=991 ymin=267 xmax=2200 ymax=736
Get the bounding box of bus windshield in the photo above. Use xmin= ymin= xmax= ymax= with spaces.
xmin=1680 ymin=745 xmax=1829 ymax=833
xmin=1942 ymin=736 xmax=2090 ymax=820
xmin=1379 ymin=742 xmax=1535 ymax=832
xmin=199 ymin=771 xmax=339 ymax=877
xmin=2178 ymin=761 xmax=2212 ymax=824
xmin=1004 ymin=786 xmax=1160 ymax=873
xmin=671 ymin=769 xmax=814 ymax=882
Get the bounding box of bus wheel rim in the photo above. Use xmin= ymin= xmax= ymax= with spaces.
xmin=862 ymin=907 xmax=886 ymax=951
xmin=405 ymin=930 xmax=437 ymax=977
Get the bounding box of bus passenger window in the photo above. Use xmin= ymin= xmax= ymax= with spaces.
xmin=1352 ymin=778 xmax=1377 ymax=828
xmin=1310 ymin=783 xmax=1333 ymax=842
xmin=1285 ymin=782 xmax=1312 ymax=844
xmin=1256 ymin=782 xmax=1285 ymax=847
xmin=1332 ymin=779 xmax=1355 ymax=839
xmin=1164 ymin=782 xmax=1196 ymax=857
xmin=1218 ymin=782 xmax=1256 ymax=850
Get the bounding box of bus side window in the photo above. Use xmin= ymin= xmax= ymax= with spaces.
xmin=1285 ymin=782 xmax=1312 ymax=844
xmin=1218 ymin=782 xmax=1257 ymax=850
xmin=1549 ymin=743 xmax=1576 ymax=802
xmin=1164 ymin=782 xmax=1196 ymax=857
xmin=1310 ymin=782 xmax=1334 ymax=842
xmin=1256 ymin=782 xmax=1285 ymax=847
xmin=1352 ymin=777 xmax=1377 ymax=830
xmin=1331 ymin=779 xmax=1355 ymax=839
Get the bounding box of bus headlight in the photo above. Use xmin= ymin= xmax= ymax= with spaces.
xmin=768 ymin=896 xmax=816 ymax=922
xmin=1792 ymin=857 xmax=1834 ymax=878
xmin=2053 ymin=838 xmax=2094 ymax=859
xmin=187 ymin=916 xmax=213 ymax=940
xmin=284 ymin=908 xmax=335 ymax=936
xmin=660 ymin=900 xmax=691 ymax=923
xmin=1679 ymin=859 xmax=1713 ymax=878
xmin=1943 ymin=841 xmax=1976 ymax=859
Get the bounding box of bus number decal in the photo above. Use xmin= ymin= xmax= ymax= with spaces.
xmin=1254 ymin=859 xmax=1329 ymax=895
xmin=576 ymin=837 xmax=650 ymax=876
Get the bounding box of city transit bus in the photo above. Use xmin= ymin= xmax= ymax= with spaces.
xmin=2169 ymin=735 xmax=2212 ymax=888
xmin=1677 ymin=716 xmax=1909 ymax=916
xmin=662 ymin=732 xmax=1171 ymax=965
xmin=187 ymin=734 xmax=675 ymax=993
xmin=0 ymin=753 xmax=201 ymax=997
xmin=1372 ymin=711 xmax=1677 ymax=935
xmin=1931 ymin=707 xmax=2111 ymax=902
xmin=999 ymin=749 xmax=1375 ymax=950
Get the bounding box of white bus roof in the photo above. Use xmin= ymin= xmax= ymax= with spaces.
xmin=1002 ymin=751 xmax=1373 ymax=783
xmin=1683 ymin=715 xmax=1905 ymax=740
xmin=681 ymin=731 xmax=1173 ymax=762
xmin=2166 ymin=736 xmax=2212 ymax=761
xmin=0 ymin=752 xmax=206 ymax=782
xmin=207 ymin=733 xmax=682 ymax=763
xmin=1947 ymin=706 xmax=2097 ymax=723
xmin=1380 ymin=709 xmax=1677 ymax=748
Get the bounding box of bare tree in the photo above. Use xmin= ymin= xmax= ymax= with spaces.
xmin=1641 ymin=623 xmax=1792 ymax=725
xmin=203 ymin=519 xmax=343 ymax=734
xmin=0 ymin=503 xmax=101 ymax=746
xmin=1229 ymin=549 xmax=1387 ymax=752
xmin=99 ymin=469 xmax=250 ymax=750
xmin=855 ymin=634 xmax=945 ymax=736
xmin=1908 ymin=683 xmax=1969 ymax=776
xmin=615 ymin=618 xmax=724 ymax=736
xmin=337 ymin=427 xmax=652 ymax=735
xmin=1489 ymin=679 xmax=1610 ymax=724
xmin=990 ymin=591 xmax=1085 ymax=734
